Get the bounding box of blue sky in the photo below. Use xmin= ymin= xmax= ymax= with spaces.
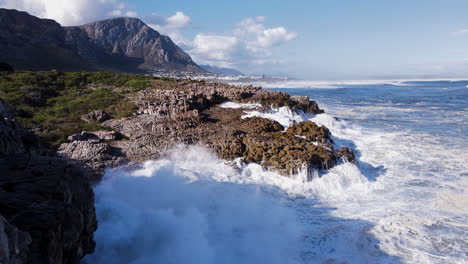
xmin=1 ymin=0 xmax=468 ymax=79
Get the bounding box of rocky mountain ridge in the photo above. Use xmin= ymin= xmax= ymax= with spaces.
xmin=0 ymin=8 xmax=204 ymax=73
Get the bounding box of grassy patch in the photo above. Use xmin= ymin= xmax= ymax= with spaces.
xmin=0 ymin=71 xmax=162 ymax=147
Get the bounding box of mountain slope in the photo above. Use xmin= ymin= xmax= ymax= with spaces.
xmin=66 ymin=17 xmax=203 ymax=72
xmin=200 ymin=64 xmax=245 ymax=75
xmin=0 ymin=8 xmax=204 ymax=73
xmin=0 ymin=9 xmax=87 ymax=71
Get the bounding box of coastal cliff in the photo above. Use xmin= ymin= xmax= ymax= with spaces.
xmin=0 ymin=100 xmax=97 ymax=264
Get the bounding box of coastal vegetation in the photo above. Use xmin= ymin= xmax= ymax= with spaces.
xmin=0 ymin=70 xmax=173 ymax=147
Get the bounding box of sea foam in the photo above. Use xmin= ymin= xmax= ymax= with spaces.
xmin=87 ymin=100 xmax=467 ymax=264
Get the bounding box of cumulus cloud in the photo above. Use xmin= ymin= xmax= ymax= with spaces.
xmin=190 ymin=34 xmax=239 ymax=67
xmin=0 ymin=0 xmax=137 ymax=26
xmin=147 ymin=13 xmax=297 ymax=68
xmin=149 ymin=15 xmax=297 ymax=69
xmin=166 ymin=11 xmax=191 ymax=28
xmin=147 ymin=11 xmax=192 ymax=48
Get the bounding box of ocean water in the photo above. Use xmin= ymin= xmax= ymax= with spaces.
xmin=86 ymin=80 xmax=467 ymax=264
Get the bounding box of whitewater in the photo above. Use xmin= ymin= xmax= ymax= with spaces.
xmin=85 ymin=80 xmax=467 ymax=264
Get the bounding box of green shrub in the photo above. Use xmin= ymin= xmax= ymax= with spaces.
xmin=0 ymin=71 xmax=158 ymax=148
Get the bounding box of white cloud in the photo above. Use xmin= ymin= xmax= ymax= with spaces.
xmin=190 ymin=34 xmax=239 ymax=67
xmin=166 ymin=11 xmax=190 ymax=28
xmin=188 ymin=16 xmax=297 ymax=70
xmin=147 ymin=13 xmax=297 ymax=69
xmin=0 ymin=0 xmax=137 ymax=26
xmin=234 ymin=17 xmax=297 ymax=48
xmin=257 ymin=27 xmax=297 ymax=47
xmin=451 ymin=29 xmax=468 ymax=36
xmin=147 ymin=11 xmax=192 ymax=47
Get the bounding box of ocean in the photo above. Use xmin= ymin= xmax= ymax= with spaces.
xmin=86 ymin=80 xmax=467 ymax=264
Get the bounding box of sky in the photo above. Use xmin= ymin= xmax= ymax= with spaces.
xmin=1 ymin=0 xmax=468 ymax=80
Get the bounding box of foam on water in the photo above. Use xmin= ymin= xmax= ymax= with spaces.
xmin=219 ymin=102 xmax=262 ymax=109
xmin=241 ymin=106 xmax=309 ymax=128
xmin=87 ymin=83 xmax=467 ymax=263
xmin=85 ymin=146 xmax=303 ymax=264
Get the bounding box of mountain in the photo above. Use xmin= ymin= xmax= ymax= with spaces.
xmin=0 ymin=8 xmax=204 ymax=73
xmin=200 ymin=64 xmax=245 ymax=76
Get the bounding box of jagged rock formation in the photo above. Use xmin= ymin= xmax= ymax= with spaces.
xmin=58 ymin=80 xmax=353 ymax=179
xmin=0 ymin=8 xmax=204 ymax=73
xmin=0 ymin=100 xmax=97 ymax=264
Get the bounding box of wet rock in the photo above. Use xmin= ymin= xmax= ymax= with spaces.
xmin=81 ymin=110 xmax=111 ymax=123
xmin=285 ymin=121 xmax=332 ymax=143
xmin=238 ymin=117 xmax=283 ymax=134
xmin=239 ymin=131 xmax=336 ymax=174
xmin=335 ymin=147 xmax=357 ymax=164
xmin=290 ymin=96 xmax=324 ymax=114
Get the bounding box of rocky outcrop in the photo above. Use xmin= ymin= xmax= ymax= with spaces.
xmin=201 ymin=108 xmax=337 ymax=176
xmin=81 ymin=110 xmax=111 ymax=123
xmin=0 ymin=215 xmax=31 ymax=264
xmin=0 ymin=155 xmax=97 ymax=264
xmin=0 ymin=8 xmax=204 ymax=73
xmin=285 ymin=121 xmax=332 ymax=144
xmin=0 ymin=101 xmax=34 ymax=154
xmin=58 ymin=80 xmax=353 ymax=179
xmin=0 ymin=100 xmax=97 ymax=264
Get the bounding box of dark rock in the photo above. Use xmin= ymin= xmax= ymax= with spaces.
xmin=0 ymin=62 xmax=14 ymax=72
xmin=0 ymin=215 xmax=31 ymax=264
xmin=0 ymin=100 xmax=35 ymax=155
xmin=0 ymin=155 xmax=97 ymax=264
xmin=335 ymin=147 xmax=357 ymax=164
xmin=0 ymin=101 xmax=97 ymax=264
xmin=290 ymin=96 xmax=324 ymax=114
xmin=238 ymin=117 xmax=284 ymax=134
xmin=286 ymin=121 xmax=332 ymax=143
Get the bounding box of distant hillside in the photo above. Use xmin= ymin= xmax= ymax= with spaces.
xmin=200 ymin=64 xmax=245 ymax=76
xmin=0 ymin=8 xmax=205 ymax=73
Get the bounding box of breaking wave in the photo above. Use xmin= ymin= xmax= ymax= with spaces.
xmin=86 ymin=82 xmax=467 ymax=264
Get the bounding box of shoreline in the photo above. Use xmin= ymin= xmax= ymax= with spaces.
xmin=0 ymin=70 xmax=355 ymax=263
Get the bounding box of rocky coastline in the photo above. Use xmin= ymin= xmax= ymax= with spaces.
xmin=58 ymin=79 xmax=354 ymax=180
xmin=0 ymin=71 xmax=354 ymax=263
